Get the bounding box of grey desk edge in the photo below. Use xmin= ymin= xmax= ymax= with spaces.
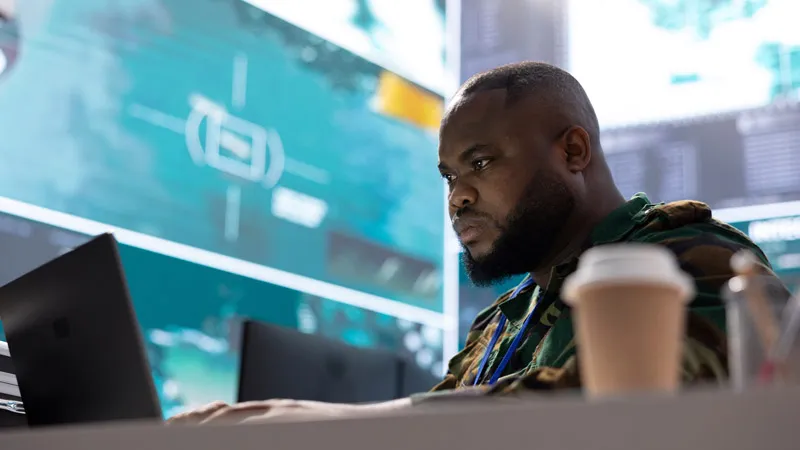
xmin=0 ymin=387 xmax=797 ymax=450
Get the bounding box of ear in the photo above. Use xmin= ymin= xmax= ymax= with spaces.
xmin=561 ymin=126 xmax=592 ymax=173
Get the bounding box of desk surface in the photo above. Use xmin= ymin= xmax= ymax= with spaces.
xmin=0 ymin=387 xmax=797 ymax=450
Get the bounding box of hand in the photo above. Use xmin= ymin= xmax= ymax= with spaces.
xmin=166 ymin=399 xmax=353 ymax=426
xmin=166 ymin=398 xmax=412 ymax=426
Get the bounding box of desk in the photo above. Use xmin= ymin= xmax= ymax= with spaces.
xmin=0 ymin=387 xmax=797 ymax=450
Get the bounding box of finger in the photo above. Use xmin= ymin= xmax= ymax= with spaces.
xmin=199 ymin=400 xmax=281 ymax=425
xmin=229 ymin=400 xmax=282 ymax=411
xmin=166 ymin=401 xmax=229 ymax=425
xmin=239 ymin=407 xmax=343 ymax=425
xmin=201 ymin=406 xmax=269 ymax=425
xmin=166 ymin=401 xmax=226 ymax=425
xmin=178 ymin=400 xmax=276 ymax=425
xmin=192 ymin=399 xmax=314 ymax=426
xmin=260 ymin=399 xmax=302 ymax=408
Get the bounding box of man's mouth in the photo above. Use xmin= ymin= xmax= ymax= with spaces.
xmin=457 ymin=225 xmax=484 ymax=244
xmin=453 ymin=215 xmax=490 ymax=245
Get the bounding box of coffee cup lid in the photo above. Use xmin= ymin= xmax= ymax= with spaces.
xmin=562 ymin=244 xmax=695 ymax=306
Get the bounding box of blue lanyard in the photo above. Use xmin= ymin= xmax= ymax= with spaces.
xmin=472 ymin=277 xmax=539 ymax=386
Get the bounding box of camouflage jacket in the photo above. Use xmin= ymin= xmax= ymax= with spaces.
xmin=414 ymin=193 xmax=775 ymax=402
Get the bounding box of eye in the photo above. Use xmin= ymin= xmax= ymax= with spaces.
xmin=472 ymin=158 xmax=491 ymax=171
xmin=442 ymin=173 xmax=456 ymax=184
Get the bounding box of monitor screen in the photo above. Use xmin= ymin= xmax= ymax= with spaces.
xmin=0 ymin=0 xmax=445 ymax=313
xmin=0 ymin=0 xmax=447 ymax=416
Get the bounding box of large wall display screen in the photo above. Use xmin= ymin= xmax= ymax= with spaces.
xmin=0 ymin=0 xmax=446 ymax=315
xmin=0 ymin=0 xmax=447 ymax=415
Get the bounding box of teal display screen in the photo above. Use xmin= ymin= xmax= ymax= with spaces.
xmin=0 ymin=0 xmax=447 ymax=416
xmin=0 ymin=0 xmax=445 ymax=312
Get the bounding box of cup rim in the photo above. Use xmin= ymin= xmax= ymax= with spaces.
xmin=562 ymin=244 xmax=695 ymax=306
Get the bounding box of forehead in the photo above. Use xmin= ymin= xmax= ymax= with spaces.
xmin=439 ymin=89 xmax=510 ymax=144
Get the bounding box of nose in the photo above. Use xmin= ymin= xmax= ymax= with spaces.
xmin=448 ymin=179 xmax=478 ymax=212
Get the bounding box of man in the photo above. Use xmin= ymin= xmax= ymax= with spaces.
xmin=170 ymin=61 xmax=776 ymax=424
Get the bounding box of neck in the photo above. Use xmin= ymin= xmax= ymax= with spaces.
xmin=530 ymin=189 xmax=625 ymax=287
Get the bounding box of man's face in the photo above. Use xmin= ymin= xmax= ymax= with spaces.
xmin=437 ymin=90 xmax=576 ymax=285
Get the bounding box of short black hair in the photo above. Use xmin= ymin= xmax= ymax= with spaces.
xmin=457 ymin=61 xmax=601 ymax=146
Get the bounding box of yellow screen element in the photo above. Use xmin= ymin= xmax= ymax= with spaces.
xmin=375 ymin=71 xmax=443 ymax=130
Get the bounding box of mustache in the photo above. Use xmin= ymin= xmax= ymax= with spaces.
xmin=453 ymin=206 xmax=490 ymax=221
xmin=452 ymin=207 xmax=499 ymax=229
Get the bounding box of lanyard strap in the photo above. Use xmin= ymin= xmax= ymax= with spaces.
xmin=472 ymin=278 xmax=537 ymax=386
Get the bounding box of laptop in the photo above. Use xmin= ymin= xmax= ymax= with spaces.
xmin=237 ymin=319 xmax=438 ymax=403
xmin=0 ymin=233 xmax=162 ymax=427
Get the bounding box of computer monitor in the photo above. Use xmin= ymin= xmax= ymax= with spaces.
xmin=0 ymin=233 xmax=161 ymax=426
xmin=238 ymin=319 xmax=405 ymax=404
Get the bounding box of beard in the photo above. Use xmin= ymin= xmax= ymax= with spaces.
xmin=462 ymin=172 xmax=576 ymax=286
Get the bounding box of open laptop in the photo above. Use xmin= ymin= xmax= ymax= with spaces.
xmin=0 ymin=233 xmax=162 ymax=427
xmin=237 ymin=319 xmax=439 ymax=403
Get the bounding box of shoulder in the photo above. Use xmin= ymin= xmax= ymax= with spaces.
xmin=629 ymin=200 xmax=770 ymax=265
xmin=622 ymin=200 xmax=774 ymax=375
xmin=625 ymin=200 xmax=773 ymax=306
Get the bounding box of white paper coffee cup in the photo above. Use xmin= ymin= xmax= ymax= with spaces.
xmin=562 ymin=244 xmax=695 ymax=397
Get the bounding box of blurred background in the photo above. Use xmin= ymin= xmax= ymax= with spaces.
xmin=0 ymin=0 xmax=797 ymax=417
